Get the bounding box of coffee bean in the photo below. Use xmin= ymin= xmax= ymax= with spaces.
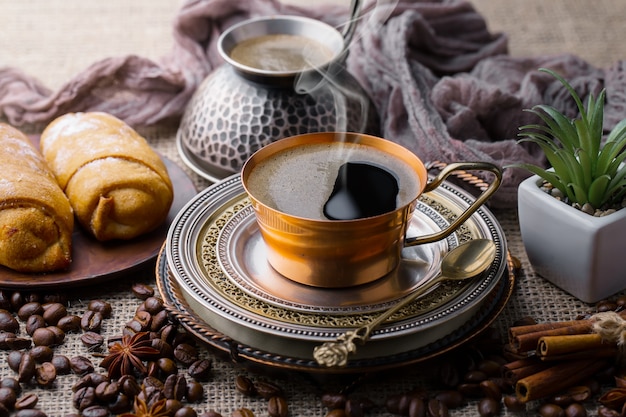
xmin=151 ymin=338 xmax=174 ymax=358
xmin=427 ymin=398 xmax=449 ymax=417
xmin=142 ymin=297 xmax=164 ymax=314
xmin=81 ymin=405 xmax=109 ymax=417
xmin=10 ymin=292 xmax=25 ymax=312
xmin=385 ymin=393 xmax=412 ymax=415
xmin=81 ymin=332 xmax=104 ymax=350
xmin=235 ymin=375 xmax=256 ymax=397
xmin=50 ymin=355 xmax=71 ymax=375
xmin=18 ymin=353 xmax=36 ymax=383
xmin=131 ymin=283 xmax=155 ymax=300
xmin=174 ymin=406 xmax=197 ymax=417
xmin=503 ymin=394 xmax=526 ymax=411
xmin=69 ymin=356 xmax=95 ymax=376
xmin=41 ymin=302 xmax=67 ymax=326
xmin=477 ymin=359 xmax=503 ymax=378
xmin=268 ymin=396 xmax=288 ymax=417
xmin=150 ymin=310 xmax=170 ymax=332
xmin=0 ymin=291 xmax=10 ymax=311
xmin=14 ymin=410 xmax=47 ymax=417
xmin=31 ymin=328 xmax=55 ymax=347
xmin=188 ymin=358 xmax=211 ymax=381
xmin=24 ymin=314 xmax=47 ymax=336
xmin=17 ymin=302 xmax=43 ymax=321
xmin=108 ymin=392 xmax=131 ymax=414
xmin=479 ymin=380 xmax=502 ymax=401
xmin=94 ymin=381 xmax=119 ymax=403
xmin=2 ymin=336 xmax=31 ymax=350
xmin=134 ymin=311 xmax=152 ymax=330
xmin=322 ymin=393 xmax=347 ymax=410
xmin=158 ymin=324 xmax=178 ymax=345
xmin=81 ymin=311 xmax=103 ymax=333
xmin=255 ymin=380 xmax=283 ymax=400
xmin=157 ymin=357 xmax=178 ymax=376
xmin=165 ymin=399 xmax=183 ymax=415
xmin=0 ymin=333 xmax=17 ymax=350
xmin=438 ymin=361 xmax=461 ymax=387
xmin=564 ymin=403 xmax=587 ymax=417
xmin=408 ymin=397 xmax=426 ymax=417
xmin=0 ymin=310 xmax=19 ymax=333
xmin=137 ymin=384 xmax=164 ymax=406
xmin=14 ymin=393 xmax=38 ymax=410
xmin=464 ymin=370 xmax=488 ymax=384
xmin=538 ymin=403 xmax=565 ymax=417
xmin=0 ymin=377 xmax=21 ymax=396
xmin=143 ymin=375 xmax=165 ymax=391
xmin=47 ymin=325 xmax=65 ymax=344
xmin=29 ymin=346 xmax=53 ymax=363
xmin=7 ymin=351 xmax=23 ymax=372
xmin=567 ymin=386 xmax=592 ymax=403
xmin=35 ymin=362 xmax=56 ymax=387
xmin=0 ymin=387 xmax=17 ymax=409
xmin=87 ymin=300 xmax=112 ymax=318
xmin=56 ymin=315 xmax=82 ymax=333
xmin=434 ymin=390 xmax=464 ymax=409
xmin=73 ymin=386 xmax=97 ymax=411
xmin=186 ymin=381 xmax=204 ymax=403
xmin=118 ymin=375 xmax=141 ymax=398
xmin=164 ymin=374 xmax=187 ymax=401
xmin=457 ymin=383 xmax=482 ymax=398
xmin=344 ymin=398 xmax=365 ymax=417
xmin=477 ymin=397 xmax=500 ymax=417
xmin=174 ymin=343 xmax=198 ymax=366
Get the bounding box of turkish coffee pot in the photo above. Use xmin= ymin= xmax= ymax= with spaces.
xmin=176 ymin=0 xmax=379 ymax=182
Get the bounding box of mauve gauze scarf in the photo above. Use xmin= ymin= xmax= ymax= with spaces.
xmin=2 ymin=0 xmax=626 ymax=208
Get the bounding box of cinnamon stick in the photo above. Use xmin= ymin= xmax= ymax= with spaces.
xmin=510 ymin=322 xmax=593 ymax=353
xmin=516 ymin=359 xmax=609 ymax=402
xmin=538 ymin=333 xmax=611 ymax=357
xmin=509 ymin=311 xmax=626 ymax=354
xmin=502 ymin=358 xmax=551 ymax=382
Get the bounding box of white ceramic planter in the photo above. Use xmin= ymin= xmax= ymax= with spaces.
xmin=518 ymin=174 xmax=626 ymax=303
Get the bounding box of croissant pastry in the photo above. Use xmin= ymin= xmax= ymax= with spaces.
xmin=40 ymin=112 xmax=174 ymax=241
xmin=0 ymin=124 xmax=73 ymax=272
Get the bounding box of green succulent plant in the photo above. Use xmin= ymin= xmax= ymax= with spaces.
xmin=513 ymin=67 xmax=626 ymax=211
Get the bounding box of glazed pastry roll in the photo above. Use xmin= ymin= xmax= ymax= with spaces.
xmin=0 ymin=124 xmax=73 ymax=272
xmin=40 ymin=112 xmax=174 ymax=241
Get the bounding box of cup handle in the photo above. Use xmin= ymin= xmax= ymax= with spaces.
xmin=404 ymin=162 xmax=502 ymax=247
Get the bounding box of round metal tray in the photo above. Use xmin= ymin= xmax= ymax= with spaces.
xmin=162 ymin=174 xmax=511 ymax=370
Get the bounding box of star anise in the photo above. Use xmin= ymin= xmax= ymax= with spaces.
xmin=100 ymin=332 xmax=159 ymax=379
xmin=119 ymin=396 xmax=169 ymax=417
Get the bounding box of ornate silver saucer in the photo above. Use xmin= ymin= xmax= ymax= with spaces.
xmin=216 ymin=202 xmax=452 ymax=313
xmin=164 ymin=174 xmax=509 ymax=364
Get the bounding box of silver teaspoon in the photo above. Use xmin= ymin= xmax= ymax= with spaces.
xmin=313 ymin=238 xmax=497 ymax=367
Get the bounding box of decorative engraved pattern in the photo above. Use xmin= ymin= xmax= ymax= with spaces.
xmin=196 ymin=193 xmax=479 ymax=329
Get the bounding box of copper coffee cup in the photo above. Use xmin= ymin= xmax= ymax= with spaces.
xmin=241 ymin=132 xmax=501 ymax=288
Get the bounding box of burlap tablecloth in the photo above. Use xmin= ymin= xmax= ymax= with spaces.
xmin=1 ymin=1 xmax=626 ymax=416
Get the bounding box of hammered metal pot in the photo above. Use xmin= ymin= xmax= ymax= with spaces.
xmin=176 ymin=13 xmax=379 ymax=182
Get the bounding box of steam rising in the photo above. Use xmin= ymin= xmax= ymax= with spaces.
xmin=294 ymin=0 xmax=400 ymax=136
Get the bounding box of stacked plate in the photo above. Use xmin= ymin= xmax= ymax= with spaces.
xmin=157 ymin=174 xmax=513 ymax=374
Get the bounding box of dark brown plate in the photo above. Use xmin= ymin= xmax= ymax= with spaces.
xmin=0 ymin=157 xmax=197 ymax=289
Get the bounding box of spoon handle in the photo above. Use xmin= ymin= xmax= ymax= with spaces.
xmin=313 ymin=274 xmax=444 ymax=367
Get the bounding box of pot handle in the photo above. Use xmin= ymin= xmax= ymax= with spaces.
xmin=405 ymin=162 xmax=502 ymax=247
xmin=342 ymin=0 xmax=362 ymax=48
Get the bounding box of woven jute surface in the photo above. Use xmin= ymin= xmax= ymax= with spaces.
xmin=1 ymin=1 xmax=625 ymax=416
